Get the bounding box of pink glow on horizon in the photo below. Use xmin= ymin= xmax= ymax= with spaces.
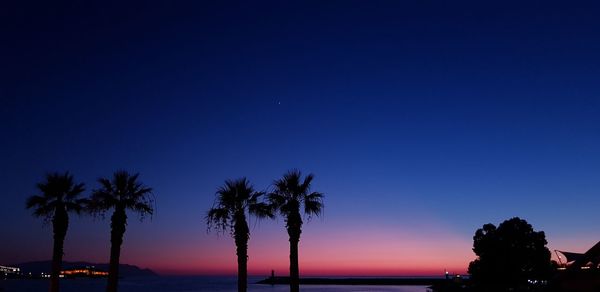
xmin=102 ymin=216 xmax=600 ymax=277
xmin=69 ymin=226 xmax=600 ymax=278
xmin=134 ymin=220 xmax=474 ymax=276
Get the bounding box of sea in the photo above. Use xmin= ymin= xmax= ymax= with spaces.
xmin=1 ymin=276 xmax=429 ymax=291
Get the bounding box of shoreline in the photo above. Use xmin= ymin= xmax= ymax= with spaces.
xmin=256 ymin=276 xmax=451 ymax=286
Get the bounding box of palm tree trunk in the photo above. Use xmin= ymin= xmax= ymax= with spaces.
xmin=107 ymin=207 xmax=127 ymax=292
xmin=50 ymin=208 xmax=68 ymax=292
xmin=234 ymin=214 xmax=249 ymax=292
xmin=235 ymin=237 xmax=248 ymax=292
xmin=289 ymin=234 xmax=300 ymax=292
xmin=287 ymin=211 xmax=302 ymax=292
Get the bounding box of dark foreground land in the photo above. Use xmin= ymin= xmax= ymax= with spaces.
xmin=257 ymin=276 xmax=449 ymax=286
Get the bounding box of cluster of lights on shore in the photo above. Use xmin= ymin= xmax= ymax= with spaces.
xmin=39 ymin=272 xmax=61 ymax=279
xmin=2 ymin=265 xmax=108 ymax=278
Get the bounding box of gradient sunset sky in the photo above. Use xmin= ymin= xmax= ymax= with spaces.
xmin=2 ymin=1 xmax=600 ymax=276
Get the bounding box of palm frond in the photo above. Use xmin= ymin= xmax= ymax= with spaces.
xmin=267 ymin=192 xmax=286 ymax=210
xmin=26 ymin=172 xmax=87 ymax=220
xmin=304 ymin=192 xmax=324 ymax=218
xmin=65 ymin=198 xmax=90 ymax=214
xmin=301 ymin=172 xmax=314 ymax=189
xmin=89 ymin=171 xmax=154 ymax=220
xmin=133 ymin=186 xmax=153 ymax=198
xmin=97 ymin=177 xmax=114 ymax=194
xmin=26 ymin=195 xmax=47 ymax=210
xmin=248 ymin=191 xmax=264 ymax=206
xmin=207 ymin=177 xmax=272 ymax=236
xmin=88 ymin=190 xmax=117 ymax=214
xmin=206 ymin=207 xmax=230 ymax=233
xmin=114 ymin=170 xmax=129 ymax=195
xmin=65 ymin=182 xmax=85 ymax=201
xmin=32 ymin=205 xmax=54 ymax=218
xmin=249 ymin=202 xmax=274 ymax=219
xmin=35 ymin=182 xmax=50 ymax=196
xmin=132 ymin=201 xmax=153 ymax=221
xmin=132 ymin=201 xmax=153 ymax=214
xmin=27 ymin=195 xmax=54 ymax=218
xmin=270 ymin=170 xmax=325 ymax=223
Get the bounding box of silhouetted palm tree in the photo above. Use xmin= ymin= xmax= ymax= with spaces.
xmin=89 ymin=171 xmax=154 ymax=292
xmin=207 ymin=178 xmax=273 ymax=292
xmin=268 ymin=170 xmax=324 ymax=292
xmin=25 ymin=172 xmax=86 ymax=292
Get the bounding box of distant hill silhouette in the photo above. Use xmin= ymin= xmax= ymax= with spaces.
xmin=12 ymin=261 xmax=158 ymax=278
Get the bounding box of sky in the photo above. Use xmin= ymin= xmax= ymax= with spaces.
xmin=1 ymin=0 xmax=600 ymax=276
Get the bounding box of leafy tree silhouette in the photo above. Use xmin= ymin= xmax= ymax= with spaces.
xmin=468 ymin=217 xmax=554 ymax=291
xmin=268 ymin=170 xmax=324 ymax=292
xmin=26 ymin=172 xmax=87 ymax=292
xmin=207 ymin=178 xmax=273 ymax=292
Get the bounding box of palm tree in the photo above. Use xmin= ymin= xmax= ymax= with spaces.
xmin=89 ymin=171 xmax=154 ymax=292
xmin=206 ymin=178 xmax=273 ymax=292
xmin=25 ymin=172 xmax=86 ymax=292
xmin=267 ymin=170 xmax=324 ymax=292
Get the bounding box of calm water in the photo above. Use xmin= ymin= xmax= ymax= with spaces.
xmin=1 ymin=276 xmax=429 ymax=291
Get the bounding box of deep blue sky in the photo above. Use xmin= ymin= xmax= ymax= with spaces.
xmin=1 ymin=1 xmax=600 ymax=275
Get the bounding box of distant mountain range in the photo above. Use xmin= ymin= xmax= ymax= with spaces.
xmin=12 ymin=261 xmax=158 ymax=278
